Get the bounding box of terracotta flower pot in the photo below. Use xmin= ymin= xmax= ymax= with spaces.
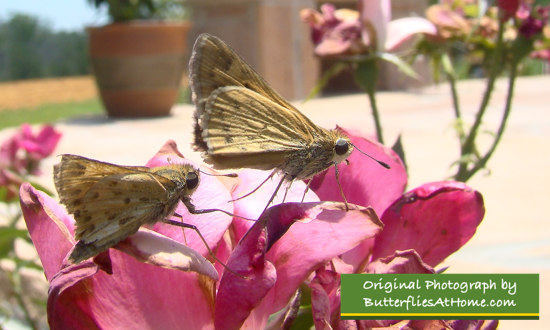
xmin=88 ymin=21 xmax=191 ymax=118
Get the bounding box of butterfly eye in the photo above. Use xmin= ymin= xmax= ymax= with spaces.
xmin=186 ymin=172 xmax=199 ymax=190
xmin=334 ymin=138 xmax=350 ymax=155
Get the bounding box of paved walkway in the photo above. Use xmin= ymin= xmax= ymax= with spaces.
xmin=2 ymin=75 xmax=548 ymax=329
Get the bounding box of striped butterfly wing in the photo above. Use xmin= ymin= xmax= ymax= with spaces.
xmin=198 ymin=86 xmax=324 ymax=170
xmin=54 ymin=154 xmax=151 ymax=215
xmin=190 ymin=33 xmax=322 ymax=152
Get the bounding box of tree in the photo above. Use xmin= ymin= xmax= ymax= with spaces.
xmin=0 ymin=13 xmax=89 ymax=81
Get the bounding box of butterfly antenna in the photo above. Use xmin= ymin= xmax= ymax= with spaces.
xmin=351 ymin=143 xmax=391 ymax=169
xmin=198 ymin=169 xmax=238 ymax=178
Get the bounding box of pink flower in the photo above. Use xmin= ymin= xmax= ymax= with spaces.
xmin=307 ymin=127 xmax=491 ymax=328
xmin=301 ymin=1 xmax=436 ymax=57
xmin=498 ymin=0 xmax=520 ymax=20
xmin=1 ymin=124 xmax=61 ymax=201
xmin=518 ymin=5 xmax=550 ymax=38
xmin=425 ymin=3 xmax=472 ymax=40
xmin=531 ymin=45 xmax=550 ymax=61
xmin=20 ymin=140 xmax=383 ymax=329
xmin=0 ymin=124 xmax=61 ymax=174
xmin=359 ymin=0 xmax=437 ymax=52
xmin=300 ymin=4 xmax=366 ymax=56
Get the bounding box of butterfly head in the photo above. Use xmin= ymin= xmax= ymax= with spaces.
xmin=331 ymin=135 xmax=354 ymax=165
xmin=185 ymin=170 xmax=200 ymax=191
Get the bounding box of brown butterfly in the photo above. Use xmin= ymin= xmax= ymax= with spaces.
xmin=54 ymin=154 xmax=235 ymax=264
xmin=190 ymin=33 xmax=388 ymax=209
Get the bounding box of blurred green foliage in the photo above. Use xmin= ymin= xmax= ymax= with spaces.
xmin=0 ymin=13 xmax=89 ymax=81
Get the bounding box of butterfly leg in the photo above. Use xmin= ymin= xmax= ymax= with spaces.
xmin=281 ymin=179 xmax=294 ymax=203
xmin=163 ymin=216 xmax=245 ymax=278
xmin=182 ymin=196 xmax=254 ymax=221
xmin=334 ymin=163 xmax=349 ymax=211
xmin=301 ymin=179 xmax=313 ymax=203
xmin=229 ymin=169 xmax=277 ymax=202
xmin=173 ymin=211 xmax=189 ymax=246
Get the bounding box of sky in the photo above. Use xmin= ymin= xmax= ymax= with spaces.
xmin=0 ymin=0 xmax=109 ymax=32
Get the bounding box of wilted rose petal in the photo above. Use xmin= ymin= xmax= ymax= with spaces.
xmin=367 ymin=249 xmax=435 ymax=274
xmin=309 ymin=269 xmax=343 ymax=329
xmin=301 ymin=3 xmax=366 ymax=57
xmin=19 ymin=182 xmax=75 ymax=280
xmin=115 ymin=229 xmax=219 ymax=280
xmin=314 ymin=20 xmax=365 ymax=56
xmin=447 ymin=319 xmax=499 ymax=330
xmin=372 ymin=181 xmax=485 ymax=267
xmin=310 ymin=126 xmax=407 ymax=215
xmin=426 ymin=4 xmax=471 ymax=39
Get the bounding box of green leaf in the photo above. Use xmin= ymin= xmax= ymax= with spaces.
xmin=0 ymin=227 xmax=29 ymax=257
xmin=376 ymin=52 xmax=419 ymax=79
xmin=304 ymin=61 xmax=348 ymax=102
xmin=26 ymin=180 xmax=54 ymax=196
xmin=391 ymin=134 xmax=407 ymax=172
xmin=288 ymin=306 xmax=314 ymax=329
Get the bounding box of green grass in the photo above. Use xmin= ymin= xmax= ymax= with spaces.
xmin=0 ymin=87 xmax=192 ymax=131
xmin=0 ymin=99 xmax=103 ymax=130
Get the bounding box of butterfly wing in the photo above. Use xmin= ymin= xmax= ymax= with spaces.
xmin=198 ymin=86 xmax=325 ymax=170
xmin=190 ymin=33 xmax=294 ymax=112
xmin=54 ymin=154 xmax=151 ymax=215
xmin=67 ymin=172 xmax=179 ymax=263
xmin=190 ymin=33 xmax=323 ymax=152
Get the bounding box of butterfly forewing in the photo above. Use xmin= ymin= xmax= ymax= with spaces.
xmin=54 ymin=155 xmax=150 ymax=213
xmin=190 ymin=33 xmax=294 ymax=112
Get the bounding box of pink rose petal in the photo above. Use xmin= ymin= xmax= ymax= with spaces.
xmin=215 ymin=212 xmax=277 ymax=330
xmin=48 ymin=249 xmax=217 ymax=329
xmin=19 ymin=183 xmax=75 ymax=281
xmin=372 ymin=181 xmax=485 ymax=267
xmin=230 ymin=169 xmax=320 ymax=240
xmin=310 ymin=126 xmax=407 ymax=215
xmin=386 ymin=17 xmax=437 ymax=51
xmin=249 ymin=202 xmax=383 ymax=328
xmin=115 ymin=229 xmax=219 ymax=280
xmin=359 ymin=0 xmax=391 ymax=50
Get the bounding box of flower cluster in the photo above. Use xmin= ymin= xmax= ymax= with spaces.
xmin=1 ymin=124 xmax=61 ymax=201
xmin=21 ymin=127 xmax=489 ymax=328
xmin=301 ymin=0 xmax=436 ymax=57
xmin=421 ymin=0 xmax=550 ymax=71
xmin=300 ymin=0 xmax=437 ymax=144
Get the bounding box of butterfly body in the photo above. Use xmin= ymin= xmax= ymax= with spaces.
xmin=190 ymin=34 xmax=353 ymax=182
xmin=54 ymin=155 xmax=200 ymax=263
